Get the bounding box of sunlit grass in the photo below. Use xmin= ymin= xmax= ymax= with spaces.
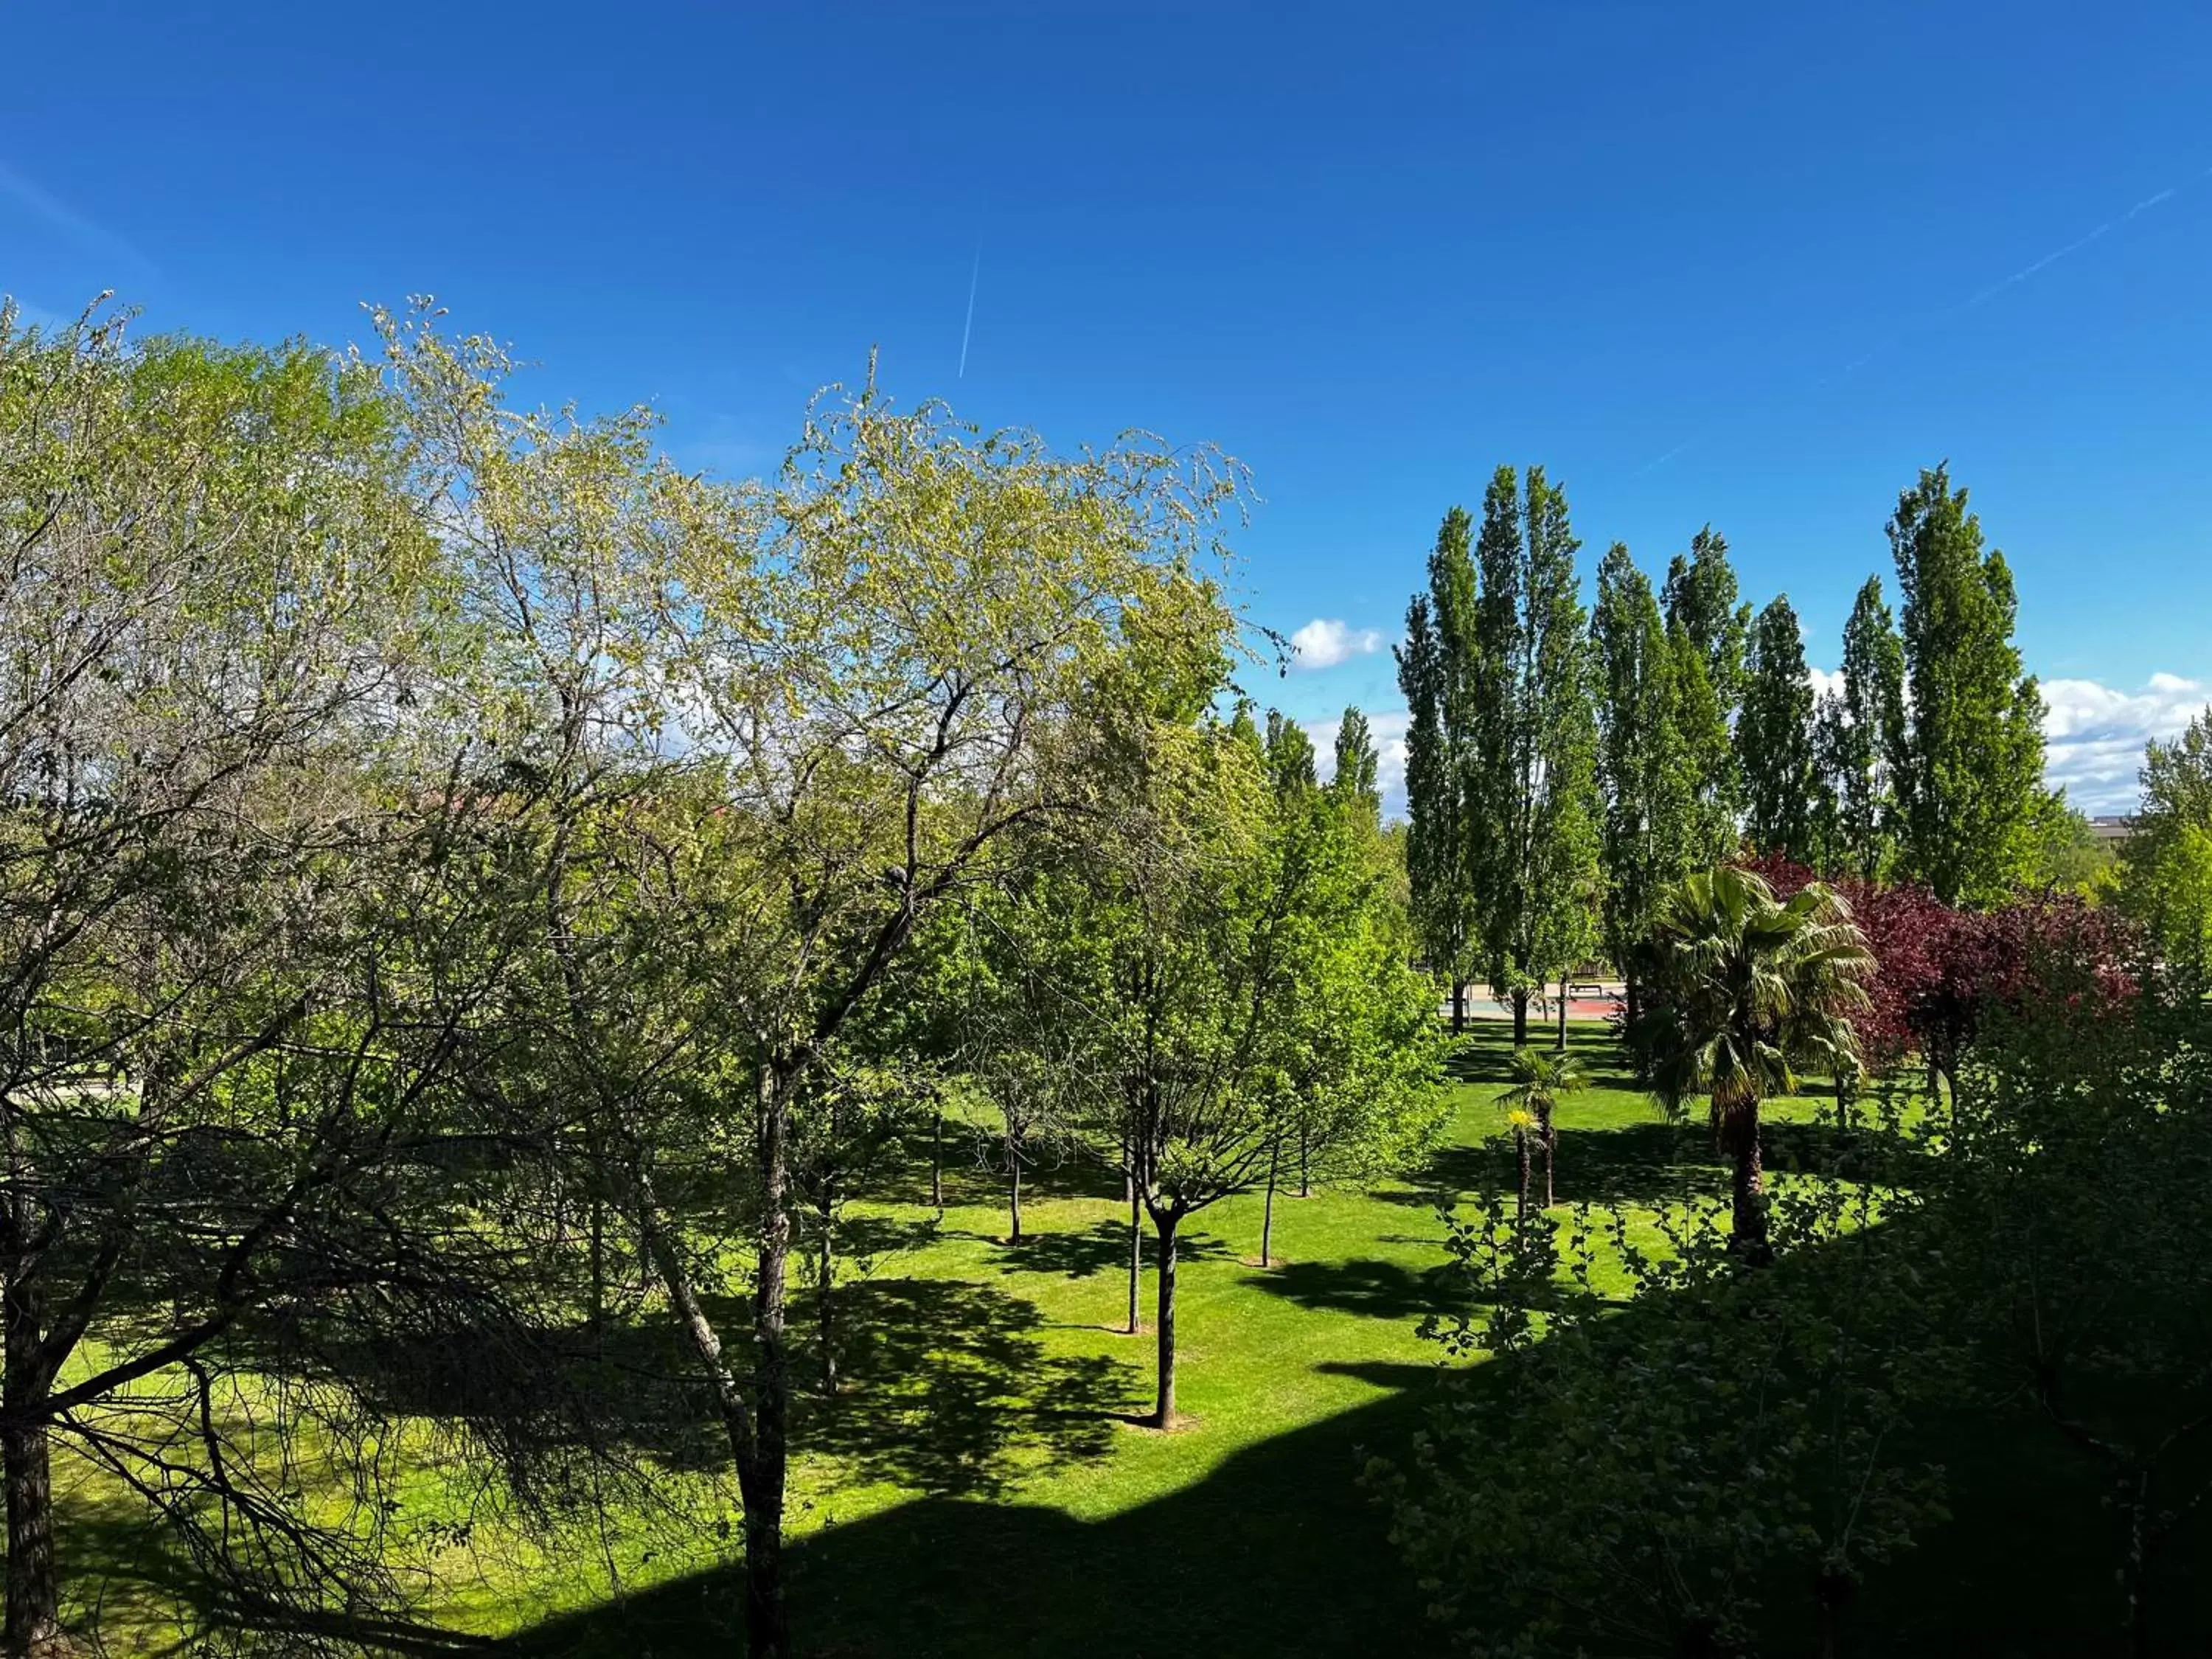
xmin=52 ymin=1020 xmax=1848 ymax=1652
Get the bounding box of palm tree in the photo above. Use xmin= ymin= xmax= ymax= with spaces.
xmin=1633 ymin=866 xmax=1874 ymax=1264
xmin=1499 ymin=1046 xmax=1587 ymax=1211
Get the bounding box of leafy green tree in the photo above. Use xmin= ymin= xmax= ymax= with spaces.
xmin=1831 ymin=575 xmax=1907 ymax=881
xmin=1468 ymin=467 xmax=1601 ymax=1043
xmin=1634 ymin=867 xmax=1874 ymax=1262
xmin=1590 ymin=543 xmax=1696 ymax=1029
xmin=1033 ymin=717 xmax=1443 ymax=1425
xmin=2023 ymin=793 xmax=2118 ymax=900
xmin=2119 ymin=705 xmax=2212 ymax=977
xmin=0 ymin=309 xmax=503 ymax=1649
xmin=433 ymin=321 xmax=1251 ymax=1658
xmin=1738 ymin=594 xmax=1818 ymax=860
xmin=1392 ymin=1168 xmax=1956 ymax=1658
xmin=1330 ymin=704 xmax=1382 ymax=821
xmin=1399 ymin=510 xmax=1483 ymax=1026
xmin=1888 ymin=467 xmax=2048 ymax=905
xmin=1937 ymin=981 xmax=2212 ymax=1649
xmin=1265 ymin=708 xmax=1318 ymax=795
xmin=1663 ymin=526 xmax=1752 ymax=856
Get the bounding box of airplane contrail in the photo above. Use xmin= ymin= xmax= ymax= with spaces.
xmin=958 ymin=247 xmax=980 ymax=378
xmin=1947 ymin=164 xmax=2211 ymax=319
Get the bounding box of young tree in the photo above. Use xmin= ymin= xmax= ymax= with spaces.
xmin=1663 ymin=526 xmax=1753 ymax=858
xmin=1590 ymin=543 xmax=1696 ymax=1030
xmin=1399 ymin=510 xmax=1483 ymax=1027
xmin=1038 ymin=719 xmax=1441 ymax=1425
xmin=1888 ymin=466 xmax=2047 ymax=905
xmin=1738 ymin=594 xmax=1818 ymax=861
xmin=1467 ymin=467 xmax=1601 ymax=1045
xmin=1633 ymin=868 xmax=1874 ymax=1262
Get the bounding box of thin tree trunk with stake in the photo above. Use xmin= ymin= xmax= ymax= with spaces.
xmin=1260 ymin=1139 xmax=1279 ymax=1267
xmin=1125 ymin=1171 xmax=1142 ymax=1334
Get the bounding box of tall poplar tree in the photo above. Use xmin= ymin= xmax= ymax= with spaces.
xmin=1265 ymin=709 xmax=1318 ymax=794
xmin=1663 ymin=526 xmax=1752 ymax=860
xmin=1590 ymin=543 xmax=1694 ymax=1029
xmin=1468 ymin=466 xmax=1601 ymax=1045
xmin=1888 ymin=466 xmax=2047 ymax=905
xmin=1331 ymin=704 xmax=1382 ymax=821
xmin=1832 ymin=575 xmax=1907 ymax=882
xmin=1738 ymin=594 xmax=1818 ymax=860
xmin=1398 ymin=509 xmax=1482 ymax=1026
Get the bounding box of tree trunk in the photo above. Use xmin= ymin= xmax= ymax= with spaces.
xmin=1260 ymin=1141 xmax=1279 ymax=1267
xmin=1624 ymin=972 xmax=1641 ymax=1036
xmin=1150 ymin=1212 xmax=1180 ymax=1427
xmin=1512 ymin=988 xmax=1528 ymax=1046
xmin=3 ymin=1272 xmax=62 ymax=1658
xmin=1539 ymin=1103 xmax=1555 ymax=1209
xmin=1297 ymin=1125 xmax=1310 ymax=1199
xmin=1514 ymin=1128 xmax=1531 ymax=1231
xmin=1006 ymin=1134 xmax=1022 ymax=1243
xmin=1125 ymin=1173 xmax=1141 ymax=1335
xmin=1450 ymin=979 xmax=1467 ymax=1033
xmin=815 ymin=1189 xmax=838 ymax=1398
xmin=747 ymin=1070 xmax=796 ymax=1659
xmin=1728 ymin=1105 xmax=1773 ymax=1266
xmin=930 ymin=1099 xmax=944 ymax=1209
xmin=1557 ymin=975 xmax=1569 ymax=1050
xmin=587 ymin=1192 xmax=606 ymax=1335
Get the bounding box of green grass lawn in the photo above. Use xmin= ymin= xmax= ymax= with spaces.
xmin=484 ymin=1022 xmax=1834 ymax=1658
xmin=55 ymin=1021 xmax=2205 ymax=1656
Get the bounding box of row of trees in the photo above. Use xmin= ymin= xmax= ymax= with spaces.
xmin=1399 ymin=465 xmax=2059 ymax=1036
xmin=0 ymin=302 xmax=1440 ymax=1658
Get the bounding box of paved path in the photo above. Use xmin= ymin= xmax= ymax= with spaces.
xmin=1437 ymin=980 xmax=1625 ymax=1024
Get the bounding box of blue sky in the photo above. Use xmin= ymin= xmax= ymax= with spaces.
xmin=4 ymin=1 xmax=2208 ymax=809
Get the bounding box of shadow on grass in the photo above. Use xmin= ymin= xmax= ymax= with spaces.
xmin=53 ymin=1489 xmax=492 ymax=1655
xmin=803 ymin=1278 xmax=1142 ymax=1498
xmin=1380 ymin=1113 xmax=1932 ymax=1217
xmin=499 ymin=1365 xmax=1449 ymax=1659
xmin=1243 ymin=1256 xmax=1459 ymax=1323
xmin=968 ymin=1220 xmax=1231 ymax=1282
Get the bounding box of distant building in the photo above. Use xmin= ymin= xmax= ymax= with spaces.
xmin=2089 ymin=815 xmax=2136 ymax=846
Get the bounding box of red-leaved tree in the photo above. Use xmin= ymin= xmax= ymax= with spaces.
xmin=1736 ymin=853 xmax=2139 ymax=1099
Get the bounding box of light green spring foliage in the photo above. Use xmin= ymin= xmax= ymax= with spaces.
xmin=0 ymin=301 xmax=538 ymax=1627
xmin=1887 ymin=465 xmax=2048 ymax=906
xmin=1002 ymin=705 xmax=1444 ymax=1221
xmin=1467 ymin=466 xmax=1601 ymax=1005
xmin=2119 ymin=704 xmax=2212 ymax=973
xmin=1738 ymin=593 xmax=1818 ymax=862
xmin=1590 ymin=543 xmax=1698 ymax=986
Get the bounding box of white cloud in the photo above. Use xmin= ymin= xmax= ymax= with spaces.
xmin=1289 ymin=618 xmax=1385 ymax=671
xmin=1311 ymin=705 xmax=1411 ymax=814
xmin=1809 ymin=666 xmax=1845 ymax=703
xmin=2042 ymin=672 xmax=2208 ymax=813
xmin=1804 ymin=667 xmax=2208 ymax=815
